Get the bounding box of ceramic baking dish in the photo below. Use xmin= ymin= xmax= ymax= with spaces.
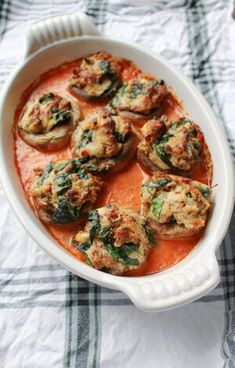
xmin=0 ymin=12 xmax=234 ymax=312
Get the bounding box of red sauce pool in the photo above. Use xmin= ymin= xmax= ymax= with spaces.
xmin=14 ymin=57 xmax=212 ymax=276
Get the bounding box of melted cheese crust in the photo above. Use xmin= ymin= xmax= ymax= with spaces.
xmin=31 ymin=159 xmax=103 ymax=224
xmin=110 ymin=77 xmax=168 ymax=114
xmin=138 ymin=116 xmax=203 ymax=171
xmin=19 ymin=93 xmax=73 ymax=134
xmin=141 ymin=174 xmax=211 ymax=238
xmin=70 ymin=51 xmax=120 ymax=98
xmin=71 ymin=109 xmax=133 ymax=172
xmin=73 ymin=205 xmax=152 ymax=275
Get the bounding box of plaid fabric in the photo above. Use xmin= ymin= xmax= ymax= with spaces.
xmin=0 ymin=1 xmax=234 ymax=367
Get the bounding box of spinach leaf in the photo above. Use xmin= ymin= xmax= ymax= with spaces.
xmin=199 ymin=186 xmax=210 ymax=198
xmin=101 ymin=227 xmax=139 ymax=265
xmin=169 ymin=216 xmax=177 ymax=224
xmin=38 ymin=162 xmax=53 ymax=186
xmin=83 ymin=253 xmax=93 ymax=266
xmin=121 ymin=257 xmax=139 ymax=266
xmin=88 ymin=210 xmax=101 ymax=243
xmin=52 ymin=197 xmax=80 ymax=224
xmin=179 ymin=118 xmax=190 ymax=125
xmin=99 ymin=60 xmax=110 ymax=73
xmin=54 ymin=161 xmax=68 ymax=171
xmin=76 ymin=242 xmax=91 ymax=251
xmin=54 ymin=174 xmax=72 ymax=194
xmin=84 ymin=57 xmax=93 ymax=65
xmin=113 ymin=130 xmax=127 ymax=143
xmin=52 ymin=108 xmax=71 ymax=126
xmin=190 ymin=127 xmax=198 ymax=137
xmin=45 ymin=162 xmax=53 ymax=172
xmin=143 ymin=178 xmax=170 ymax=190
xmin=79 ymin=129 xmax=93 ymax=148
xmin=117 ymin=242 xmax=140 ymax=266
xmin=39 ymin=93 xmax=54 ymax=104
xmin=130 ymin=82 xmax=146 ymax=99
xmin=73 ymin=157 xmax=90 ymax=165
xmin=72 ymin=238 xmax=93 ymax=265
xmin=151 ymin=197 xmax=164 ymax=219
xmin=100 ymin=225 xmax=118 ymax=259
xmin=150 ymin=80 xmax=165 ymax=87
xmin=54 ymin=159 xmax=89 ymax=180
xmin=154 ymin=143 xmax=173 ymax=167
xmin=142 ymin=223 xmax=156 ymax=245
xmin=160 ymin=131 xmax=174 ymax=144
xmin=99 ymin=60 xmax=115 ymax=75
xmin=169 ymin=118 xmax=189 ymax=132
xmin=193 ymin=140 xmax=201 ymax=150
xmin=170 ymin=122 xmax=179 ymax=131
xmin=76 ymin=167 xmax=89 ymax=180
xmin=69 ymin=159 xmax=89 ymax=180
xmin=118 ymin=242 xmax=139 ymax=255
xmin=109 ymin=84 xmax=127 ymax=108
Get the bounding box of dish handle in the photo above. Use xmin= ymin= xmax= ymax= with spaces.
xmin=24 ymin=12 xmax=101 ymax=58
xmin=118 ymin=251 xmax=220 ymax=312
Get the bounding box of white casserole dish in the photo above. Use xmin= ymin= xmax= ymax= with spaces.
xmin=0 ymin=12 xmax=234 ymax=312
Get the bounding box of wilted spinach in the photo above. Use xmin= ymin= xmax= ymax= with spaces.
xmin=151 ymin=197 xmax=164 ymax=219
xmin=199 ymin=186 xmax=210 ymax=198
xmin=52 ymin=197 xmax=80 ymax=224
xmin=99 ymin=60 xmax=115 ymax=75
xmin=154 ymin=143 xmax=173 ymax=167
xmin=142 ymin=223 xmax=156 ymax=245
xmin=79 ymin=129 xmax=93 ymax=148
xmin=129 ymin=82 xmax=146 ymax=99
xmin=38 ymin=162 xmax=53 ymax=186
xmin=55 ymin=174 xmax=72 ymax=194
xmin=143 ymin=178 xmax=170 ymax=190
xmin=113 ymin=130 xmax=127 ymax=143
xmin=52 ymin=108 xmax=71 ymax=126
xmin=88 ymin=210 xmax=101 ymax=243
xmin=76 ymin=242 xmax=91 ymax=251
xmin=101 ymin=226 xmax=139 ymax=265
xmin=39 ymin=93 xmax=54 ymax=104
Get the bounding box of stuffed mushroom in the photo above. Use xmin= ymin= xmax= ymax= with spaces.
xmin=69 ymin=51 xmax=121 ymax=101
xmin=137 ymin=116 xmax=204 ymax=173
xmin=31 ymin=159 xmax=103 ymax=225
xmin=141 ymin=174 xmax=211 ymax=239
xmin=72 ymin=204 xmax=154 ymax=275
xmin=18 ymin=92 xmax=80 ymax=151
xmin=109 ymin=76 xmax=168 ymax=123
xmin=71 ymin=109 xmax=137 ymax=173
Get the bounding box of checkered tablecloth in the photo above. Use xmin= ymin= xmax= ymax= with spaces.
xmin=0 ymin=1 xmax=235 ymax=367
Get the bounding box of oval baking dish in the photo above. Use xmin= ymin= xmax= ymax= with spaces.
xmin=0 ymin=12 xmax=234 ymax=312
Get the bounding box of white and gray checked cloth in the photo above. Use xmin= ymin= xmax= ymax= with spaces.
xmin=0 ymin=1 xmax=235 ymax=367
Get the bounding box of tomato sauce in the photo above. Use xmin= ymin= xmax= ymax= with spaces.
xmin=14 ymin=57 xmax=212 ymax=276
